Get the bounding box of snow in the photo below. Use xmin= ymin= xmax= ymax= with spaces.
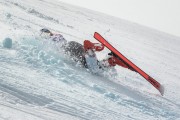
xmin=0 ymin=0 xmax=180 ymax=119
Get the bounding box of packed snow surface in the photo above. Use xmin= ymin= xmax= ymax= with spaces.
xmin=0 ymin=0 xmax=180 ymax=119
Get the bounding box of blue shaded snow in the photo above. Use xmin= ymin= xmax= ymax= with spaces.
xmin=1 ymin=35 xmax=179 ymax=120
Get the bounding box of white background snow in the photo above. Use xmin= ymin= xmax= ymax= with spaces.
xmin=0 ymin=0 xmax=180 ymax=120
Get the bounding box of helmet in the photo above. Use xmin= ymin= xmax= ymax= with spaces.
xmin=40 ymin=28 xmax=52 ymax=39
xmin=40 ymin=28 xmax=51 ymax=33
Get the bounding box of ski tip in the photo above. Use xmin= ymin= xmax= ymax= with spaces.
xmin=94 ymin=32 xmax=98 ymax=38
xmin=159 ymin=85 xmax=165 ymax=96
xmin=94 ymin=32 xmax=98 ymax=35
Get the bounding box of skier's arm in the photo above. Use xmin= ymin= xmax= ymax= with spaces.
xmin=84 ymin=40 xmax=104 ymax=51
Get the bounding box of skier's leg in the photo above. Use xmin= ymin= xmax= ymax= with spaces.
xmin=105 ymin=54 xmax=135 ymax=72
xmin=84 ymin=49 xmax=99 ymax=73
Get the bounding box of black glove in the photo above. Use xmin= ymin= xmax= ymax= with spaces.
xmin=108 ymin=51 xmax=118 ymax=58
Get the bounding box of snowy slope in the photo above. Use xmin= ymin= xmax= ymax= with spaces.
xmin=0 ymin=0 xmax=180 ymax=119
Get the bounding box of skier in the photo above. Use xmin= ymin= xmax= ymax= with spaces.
xmin=40 ymin=28 xmax=134 ymax=72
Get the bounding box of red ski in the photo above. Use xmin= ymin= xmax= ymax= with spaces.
xmin=94 ymin=32 xmax=164 ymax=95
